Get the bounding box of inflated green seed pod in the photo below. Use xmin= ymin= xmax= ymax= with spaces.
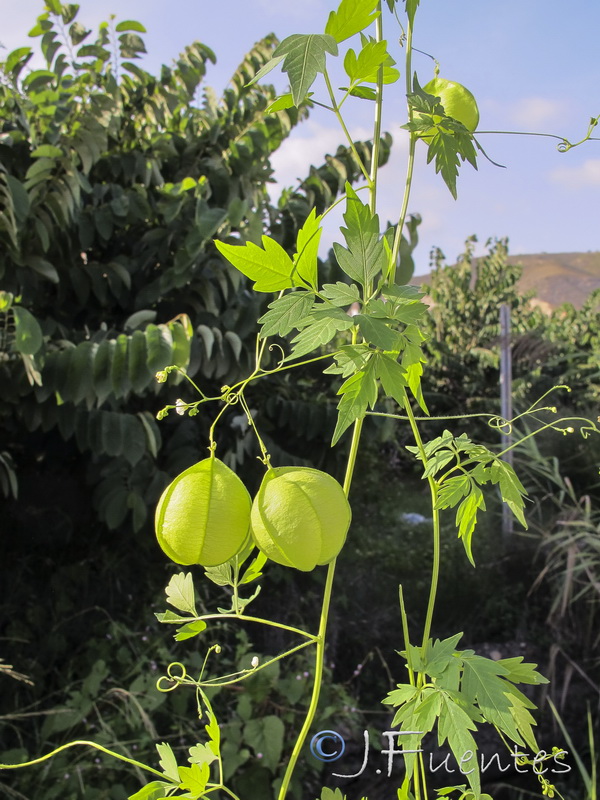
xmin=155 ymin=457 xmax=251 ymax=567
xmin=421 ymin=77 xmax=479 ymax=134
xmin=250 ymin=466 xmax=351 ymax=571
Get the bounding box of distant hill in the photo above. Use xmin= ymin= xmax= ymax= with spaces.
xmin=416 ymin=251 xmax=600 ymax=310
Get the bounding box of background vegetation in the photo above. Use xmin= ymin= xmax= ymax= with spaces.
xmin=1 ymin=4 xmax=599 ymax=799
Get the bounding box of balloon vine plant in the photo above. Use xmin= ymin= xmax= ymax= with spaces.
xmin=3 ymin=1 xmax=599 ymax=799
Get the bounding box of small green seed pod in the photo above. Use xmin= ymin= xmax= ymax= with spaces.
xmin=155 ymin=457 xmax=251 ymax=567
xmin=250 ymin=467 xmax=351 ymax=571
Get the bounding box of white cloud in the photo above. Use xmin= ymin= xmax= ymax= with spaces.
xmin=507 ymin=97 xmax=567 ymax=128
xmin=269 ymin=119 xmax=373 ymax=194
xmin=549 ymin=158 xmax=600 ymax=188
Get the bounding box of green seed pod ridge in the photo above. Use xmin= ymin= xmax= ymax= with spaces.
xmin=250 ymin=466 xmax=351 ymax=571
xmin=155 ymin=457 xmax=251 ymax=567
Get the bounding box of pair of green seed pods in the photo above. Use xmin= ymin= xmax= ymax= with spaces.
xmin=155 ymin=457 xmax=351 ymax=572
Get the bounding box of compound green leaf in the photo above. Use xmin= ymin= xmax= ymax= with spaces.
xmin=66 ymin=340 xmax=96 ymax=404
xmin=321 ymin=282 xmax=361 ymax=306
xmin=258 ymin=291 xmax=314 ymax=338
xmin=128 ymin=330 xmax=150 ymax=393
xmin=436 ymin=475 xmax=471 ymax=509
xmin=169 ymin=318 xmax=191 ymax=368
xmin=5 ymin=47 xmax=32 ymax=73
xmin=438 ymin=693 xmax=480 ymax=795
xmin=461 ymin=655 xmax=522 ymax=744
xmin=423 ymin=632 xmax=463 ymax=678
xmin=374 ymin=352 xmax=407 ymax=405
xmin=111 ymin=333 xmax=130 ymax=397
xmin=145 ymin=324 xmax=173 ymax=372
xmin=289 ymin=311 xmax=354 ymax=359
xmin=356 ymin=314 xmax=399 ymax=350
xmin=325 ymin=0 xmax=379 ymax=43
xmin=215 ymin=236 xmax=301 ymax=292
xmin=93 ymin=339 xmax=115 ymax=403
xmin=455 ymin=486 xmax=485 ymax=565
xmin=496 ymin=657 xmax=548 ymax=686
xmin=333 ymin=185 xmax=386 ymax=287
xmin=272 ymin=34 xmax=338 ymax=106
xmin=323 ymin=344 xmax=371 ymax=378
xmin=489 ymin=460 xmax=528 ymax=529
xmin=332 ymin=358 xmax=378 ymax=444
xmin=344 ymin=40 xmax=398 ymax=86
xmin=504 ymin=685 xmax=539 ymax=751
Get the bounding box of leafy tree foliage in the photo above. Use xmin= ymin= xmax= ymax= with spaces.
xmin=0 ymin=6 xmax=392 ymax=795
xmin=0 ymin=2 xmax=390 ymax=529
xmin=421 ymin=237 xmax=600 ymax=418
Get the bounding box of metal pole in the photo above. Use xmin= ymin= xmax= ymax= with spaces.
xmin=499 ymin=303 xmax=513 ymax=538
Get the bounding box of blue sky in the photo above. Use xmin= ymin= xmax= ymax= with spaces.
xmin=4 ymin=0 xmax=600 ymax=274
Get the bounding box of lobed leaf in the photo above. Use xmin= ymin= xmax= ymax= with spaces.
xmin=332 ymin=358 xmax=378 ymax=444
xmin=259 ymin=291 xmax=315 ymax=338
xmin=289 ymin=310 xmax=354 ymax=359
xmin=215 ymin=236 xmax=303 ymax=292
xmin=165 ymin=572 xmax=197 ymax=616
xmin=325 ymin=0 xmax=380 ymax=43
xmin=272 ymin=34 xmax=338 ymax=106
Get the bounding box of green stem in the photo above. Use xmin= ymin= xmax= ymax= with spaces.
xmin=390 ymin=11 xmax=417 ymax=283
xmin=201 ymin=640 xmax=316 ymax=687
xmin=323 ymin=69 xmax=372 ymax=185
xmin=369 ymin=4 xmax=385 ymax=216
xmin=0 ymin=740 xmax=165 ymax=780
xmin=187 ymin=612 xmax=316 ymax=641
xmin=277 ymin=419 xmax=364 ymax=800
xmin=389 ymin=14 xmax=416 ymax=282
xmin=403 ymin=394 xmax=441 ymax=650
